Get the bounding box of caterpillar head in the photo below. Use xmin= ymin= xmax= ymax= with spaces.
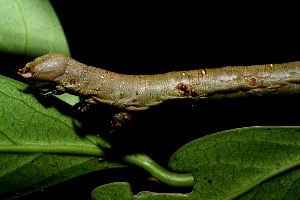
xmin=18 ymin=52 xmax=69 ymax=81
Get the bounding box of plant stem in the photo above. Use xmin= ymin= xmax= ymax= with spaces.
xmin=122 ymin=154 xmax=194 ymax=187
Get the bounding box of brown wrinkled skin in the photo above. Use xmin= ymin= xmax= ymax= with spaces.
xmin=18 ymin=52 xmax=300 ymax=111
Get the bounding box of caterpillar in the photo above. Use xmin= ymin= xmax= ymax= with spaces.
xmin=18 ymin=52 xmax=300 ymax=111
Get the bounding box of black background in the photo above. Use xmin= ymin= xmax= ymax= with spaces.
xmin=2 ymin=2 xmax=300 ymax=199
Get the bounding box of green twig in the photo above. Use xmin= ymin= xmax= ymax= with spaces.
xmin=122 ymin=153 xmax=194 ymax=187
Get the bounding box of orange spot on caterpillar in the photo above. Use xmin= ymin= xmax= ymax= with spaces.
xmin=177 ymin=83 xmax=187 ymax=91
xmin=177 ymin=83 xmax=198 ymax=97
xmin=191 ymin=88 xmax=198 ymax=97
xmin=70 ymin=79 xmax=76 ymax=85
xmin=248 ymin=77 xmax=257 ymax=86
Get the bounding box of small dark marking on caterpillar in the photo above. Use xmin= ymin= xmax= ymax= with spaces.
xmin=70 ymin=79 xmax=76 ymax=85
xmin=177 ymin=83 xmax=198 ymax=97
xmin=248 ymin=77 xmax=257 ymax=86
xmin=191 ymin=88 xmax=197 ymax=96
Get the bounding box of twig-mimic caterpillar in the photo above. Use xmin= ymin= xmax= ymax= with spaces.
xmin=18 ymin=52 xmax=300 ymax=111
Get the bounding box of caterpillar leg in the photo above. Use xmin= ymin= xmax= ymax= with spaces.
xmin=111 ymin=112 xmax=134 ymax=128
xmin=74 ymin=98 xmax=96 ymax=113
xmin=35 ymin=83 xmax=66 ymax=97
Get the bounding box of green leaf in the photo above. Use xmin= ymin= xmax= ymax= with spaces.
xmin=0 ymin=0 xmax=70 ymax=56
xmin=91 ymin=182 xmax=133 ymax=200
xmin=168 ymin=126 xmax=300 ymax=199
xmin=0 ymin=75 xmax=108 ymax=155
xmin=91 ymin=182 xmax=190 ymax=200
xmin=55 ymin=93 xmax=80 ymax=106
xmin=0 ymin=75 xmax=124 ymax=199
xmin=236 ymin=166 xmax=300 ymax=199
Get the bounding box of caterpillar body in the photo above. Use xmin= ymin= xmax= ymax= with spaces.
xmin=18 ymin=52 xmax=300 ymax=111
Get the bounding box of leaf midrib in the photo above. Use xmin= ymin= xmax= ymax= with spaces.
xmin=0 ymin=144 xmax=103 ymax=156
